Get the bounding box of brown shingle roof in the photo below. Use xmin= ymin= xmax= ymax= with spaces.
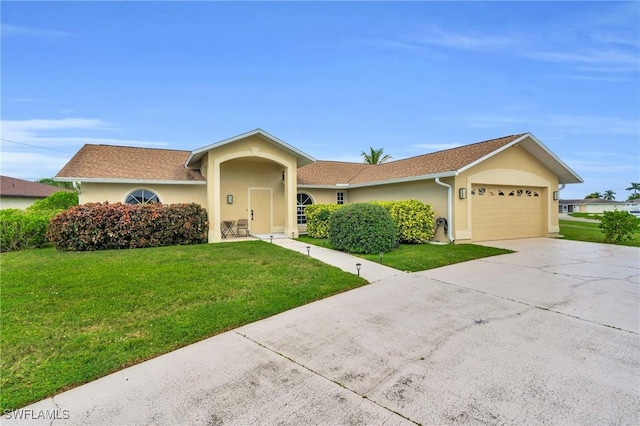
xmin=56 ymin=145 xmax=205 ymax=181
xmin=299 ymin=134 xmax=525 ymax=186
xmin=1 ymin=176 xmax=73 ymax=198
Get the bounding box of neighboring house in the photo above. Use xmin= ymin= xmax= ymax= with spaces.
xmin=559 ymin=199 xmax=630 ymax=214
xmin=55 ymin=129 xmax=583 ymax=243
xmin=0 ymin=175 xmax=73 ymax=210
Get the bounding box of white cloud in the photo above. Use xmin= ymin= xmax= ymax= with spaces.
xmin=1 ymin=118 xmax=167 ymax=147
xmin=413 ymin=25 xmax=514 ymax=50
xmin=0 ymin=151 xmax=70 ymax=181
xmin=2 ymin=24 xmax=71 ymax=38
xmin=0 ymin=117 xmax=171 ymax=181
xmin=526 ymin=49 xmax=639 ymax=67
xmin=465 ymin=113 xmax=639 ymax=136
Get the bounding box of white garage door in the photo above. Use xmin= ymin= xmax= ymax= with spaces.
xmin=471 ymin=185 xmax=544 ymax=241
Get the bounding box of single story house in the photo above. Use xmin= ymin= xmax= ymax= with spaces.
xmin=54 ymin=129 xmax=583 ymax=243
xmin=0 ymin=175 xmax=73 ymax=210
xmin=559 ymin=198 xmax=638 ymax=214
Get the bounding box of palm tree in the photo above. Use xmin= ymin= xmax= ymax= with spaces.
xmin=585 ymin=192 xmax=602 ymax=199
xmin=626 ymin=182 xmax=640 ymax=196
xmin=603 ymin=189 xmax=616 ymax=200
xmin=361 ymin=147 xmax=392 ymax=165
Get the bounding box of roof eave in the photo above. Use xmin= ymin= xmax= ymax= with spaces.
xmin=297 ymin=171 xmax=458 ymax=189
xmin=54 ymin=177 xmax=206 ymax=185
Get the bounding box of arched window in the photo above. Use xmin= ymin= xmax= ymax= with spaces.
xmin=125 ymin=189 xmax=160 ymax=205
xmin=297 ymin=193 xmax=313 ymax=224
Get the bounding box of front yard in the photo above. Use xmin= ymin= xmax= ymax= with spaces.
xmin=559 ymin=219 xmax=640 ymax=247
xmin=296 ymin=236 xmax=513 ymax=271
xmin=1 ymin=241 xmax=366 ymax=411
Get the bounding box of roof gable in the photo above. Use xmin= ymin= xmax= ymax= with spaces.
xmin=299 ymin=133 xmax=583 ymax=187
xmin=1 ymin=175 xmax=73 ymax=198
xmin=185 ymin=128 xmax=315 ymax=169
xmin=55 ymin=145 xmax=205 ymax=183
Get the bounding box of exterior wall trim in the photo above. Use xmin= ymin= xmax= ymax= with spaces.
xmin=54 ymin=178 xmax=206 ymax=185
xmin=298 ymin=171 xmax=458 ymax=190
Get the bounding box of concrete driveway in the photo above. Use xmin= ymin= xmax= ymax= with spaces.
xmin=6 ymin=239 xmax=639 ymax=425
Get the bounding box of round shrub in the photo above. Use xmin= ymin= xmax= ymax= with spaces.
xmin=305 ymin=204 xmax=343 ymax=238
xmin=329 ymin=203 xmax=396 ymax=254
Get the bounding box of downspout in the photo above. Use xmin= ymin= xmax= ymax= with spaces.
xmin=435 ymin=177 xmax=454 ymax=243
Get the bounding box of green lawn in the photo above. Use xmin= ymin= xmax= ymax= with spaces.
xmin=567 ymin=212 xmax=602 ymax=219
xmin=0 ymin=241 xmax=366 ymax=411
xmin=297 ymin=236 xmax=513 ymax=272
xmin=559 ymin=220 xmax=640 ymax=247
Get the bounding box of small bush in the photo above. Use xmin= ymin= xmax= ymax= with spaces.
xmin=47 ymin=202 xmax=208 ymax=251
xmin=329 ymin=203 xmax=396 ymax=254
xmin=599 ymin=210 xmax=640 ymax=243
xmin=373 ymin=199 xmax=435 ymax=243
xmin=0 ymin=209 xmax=51 ymax=252
xmin=27 ymin=191 xmax=78 ymax=213
xmin=305 ymin=204 xmax=344 ymax=238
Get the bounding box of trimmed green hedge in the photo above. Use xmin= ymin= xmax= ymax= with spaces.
xmin=0 ymin=209 xmax=52 ymax=252
xmin=329 ymin=203 xmax=397 ymax=254
xmin=27 ymin=191 xmax=78 ymax=213
xmin=47 ymin=202 xmax=208 ymax=251
xmin=0 ymin=191 xmax=80 ymax=252
xmin=305 ymin=204 xmax=344 ymax=238
xmin=373 ymin=199 xmax=435 ymax=243
xmin=306 ymin=199 xmax=435 ymax=245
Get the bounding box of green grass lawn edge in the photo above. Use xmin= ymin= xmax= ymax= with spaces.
xmin=1 ymin=241 xmax=366 ymax=411
xmin=296 ymin=235 xmax=513 ymax=272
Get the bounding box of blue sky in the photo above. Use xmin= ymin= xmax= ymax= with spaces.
xmin=2 ymin=1 xmax=638 ymax=200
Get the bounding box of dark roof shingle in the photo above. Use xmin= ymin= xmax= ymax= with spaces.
xmin=1 ymin=176 xmax=73 ymax=198
xmin=56 ymin=145 xmax=205 ymax=181
xmin=299 ymin=134 xmax=525 ymax=186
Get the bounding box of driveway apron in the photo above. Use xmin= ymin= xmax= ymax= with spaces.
xmin=6 ymin=239 xmax=639 ymax=425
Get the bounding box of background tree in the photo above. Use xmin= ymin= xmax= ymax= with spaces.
xmin=626 ymin=182 xmax=640 ymax=200
xmin=36 ymin=178 xmax=74 ymax=190
xmin=603 ymin=189 xmax=616 ymax=200
xmin=361 ymin=147 xmax=392 ymax=165
xmin=585 ymin=192 xmax=602 ymax=199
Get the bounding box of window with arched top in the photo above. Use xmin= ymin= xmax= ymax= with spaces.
xmin=125 ymin=189 xmax=160 ymax=205
xmin=297 ymin=193 xmax=313 ymax=224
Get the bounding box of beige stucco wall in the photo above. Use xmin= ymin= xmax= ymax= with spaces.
xmin=300 ymin=188 xmax=346 ymax=205
xmin=455 ymin=144 xmax=559 ymax=242
xmin=348 ymin=180 xmax=449 ymax=214
xmin=202 ymin=135 xmax=300 ymax=241
xmin=219 ymin=158 xmax=286 ymax=229
xmin=79 ymin=182 xmax=207 ymax=205
xmin=348 ymin=180 xmax=451 ymax=242
xmin=0 ymin=196 xmax=41 ymax=210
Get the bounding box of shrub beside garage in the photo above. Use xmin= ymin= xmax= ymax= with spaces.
xmin=47 ymin=202 xmax=208 ymax=251
xmin=305 ymin=199 xmax=436 ymax=251
xmin=372 ymin=199 xmax=435 ymax=243
xmin=329 ymin=203 xmax=397 ymax=254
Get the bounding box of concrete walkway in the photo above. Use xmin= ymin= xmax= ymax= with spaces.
xmin=5 ymin=238 xmax=639 ymax=425
xmin=272 ymin=238 xmax=404 ymax=282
